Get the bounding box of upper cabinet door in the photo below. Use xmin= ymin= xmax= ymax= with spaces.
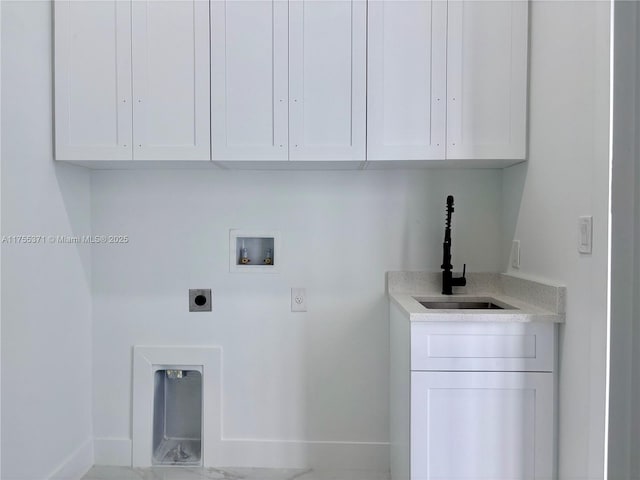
xmin=446 ymin=0 xmax=528 ymax=160
xmin=54 ymin=0 xmax=133 ymax=161
xmin=211 ymin=0 xmax=289 ymax=161
xmin=131 ymin=0 xmax=210 ymax=160
xmin=367 ymin=0 xmax=447 ymax=161
xmin=288 ymin=0 xmax=367 ymax=161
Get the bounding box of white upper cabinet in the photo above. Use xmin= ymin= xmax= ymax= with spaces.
xmin=54 ymin=1 xmax=133 ymax=161
xmin=212 ymin=0 xmax=366 ymax=162
xmin=446 ymin=0 xmax=528 ymax=160
xmin=367 ymin=0 xmax=529 ymax=163
xmin=132 ymin=0 xmax=211 ymax=160
xmin=367 ymin=0 xmax=447 ymax=161
xmin=211 ymin=0 xmax=289 ymax=161
xmin=289 ymin=0 xmax=367 ymax=161
xmin=55 ymin=0 xmax=527 ymax=166
xmin=55 ymin=0 xmax=210 ymax=162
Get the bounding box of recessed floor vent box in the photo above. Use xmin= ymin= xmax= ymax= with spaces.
xmin=229 ymin=230 xmax=280 ymax=273
xmin=152 ymin=368 xmax=202 ymax=466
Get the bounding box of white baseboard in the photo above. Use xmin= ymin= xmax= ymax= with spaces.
xmin=217 ymin=439 xmax=390 ymax=470
xmin=93 ymin=437 xmax=389 ymax=471
xmin=48 ymin=438 xmax=94 ymax=480
xmin=94 ymin=438 xmax=132 ymax=466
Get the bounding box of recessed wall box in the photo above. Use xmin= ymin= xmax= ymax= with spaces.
xmin=152 ymin=368 xmax=202 ymax=466
xmin=229 ymin=230 xmax=280 ymax=273
xmin=189 ymin=289 xmax=212 ymax=312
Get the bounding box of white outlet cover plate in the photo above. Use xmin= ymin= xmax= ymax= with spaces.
xmin=291 ymin=288 xmax=307 ymax=312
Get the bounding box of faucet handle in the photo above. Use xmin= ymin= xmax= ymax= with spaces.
xmin=450 ymin=263 xmax=467 ymax=288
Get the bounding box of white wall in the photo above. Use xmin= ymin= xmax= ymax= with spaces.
xmin=502 ymin=2 xmax=611 ymax=480
xmin=608 ymin=2 xmax=637 ymax=479
xmin=0 ymin=0 xmax=615 ymax=476
xmin=1 ymin=2 xmax=94 ymax=480
xmin=91 ymin=168 xmax=504 ymax=468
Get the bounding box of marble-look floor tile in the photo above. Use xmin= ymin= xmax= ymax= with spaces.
xmin=83 ymin=466 xmax=389 ymax=480
xmin=297 ymin=469 xmax=390 ymax=480
xmin=83 ymin=466 xmax=148 ymax=480
xmin=208 ymin=467 xmax=311 ymax=480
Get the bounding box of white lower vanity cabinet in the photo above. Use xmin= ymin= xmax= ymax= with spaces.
xmin=390 ymin=304 xmax=556 ymax=480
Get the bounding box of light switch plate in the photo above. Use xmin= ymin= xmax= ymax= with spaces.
xmin=511 ymin=240 xmax=520 ymax=269
xmin=578 ymin=216 xmax=593 ymax=254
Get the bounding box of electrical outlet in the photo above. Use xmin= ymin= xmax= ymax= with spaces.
xmin=511 ymin=240 xmax=520 ymax=269
xmin=291 ymin=288 xmax=307 ymax=312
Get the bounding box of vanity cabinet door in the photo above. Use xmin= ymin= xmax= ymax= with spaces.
xmin=367 ymin=0 xmax=447 ymax=161
xmin=131 ymin=0 xmax=210 ymax=160
xmin=54 ymin=0 xmax=133 ymax=161
xmin=445 ymin=0 xmax=528 ymax=160
xmin=211 ymin=0 xmax=289 ymax=161
xmin=289 ymin=0 xmax=367 ymax=161
xmin=411 ymin=371 xmax=554 ymax=480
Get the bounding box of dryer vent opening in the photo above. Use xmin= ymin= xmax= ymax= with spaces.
xmin=152 ymin=369 xmax=202 ymax=465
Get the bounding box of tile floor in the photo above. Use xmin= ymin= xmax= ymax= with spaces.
xmin=82 ymin=466 xmax=391 ymax=480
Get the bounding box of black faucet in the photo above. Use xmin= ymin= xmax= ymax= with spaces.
xmin=441 ymin=195 xmax=466 ymax=295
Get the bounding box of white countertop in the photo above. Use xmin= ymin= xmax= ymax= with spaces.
xmin=387 ymin=272 xmax=565 ymax=323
